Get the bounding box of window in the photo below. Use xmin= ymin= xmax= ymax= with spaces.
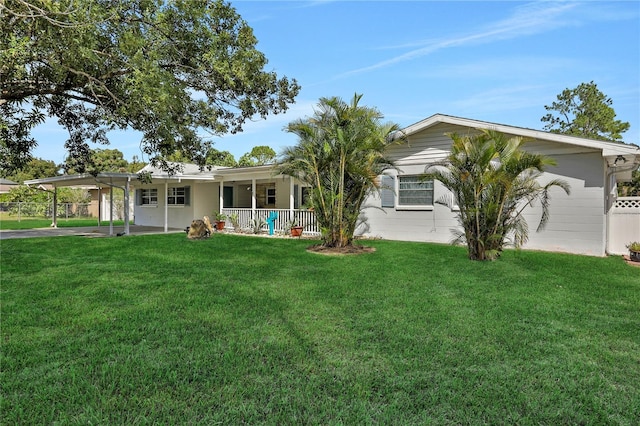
xmin=266 ymin=187 xmax=276 ymax=205
xmin=398 ymin=176 xmax=433 ymax=207
xmin=167 ymin=187 xmax=188 ymax=205
xmin=139 ymin=188 xmax=158 ymax=205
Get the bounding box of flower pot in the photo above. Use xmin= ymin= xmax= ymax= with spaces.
xmin=630 ymin=250 xmax=640 ymax=262
xmin=215 ymin=221 xmax=225 ymax=231
xmin=290 ymin=226 xmax=303 ymax=237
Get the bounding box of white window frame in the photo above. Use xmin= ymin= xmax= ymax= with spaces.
xmin=167 ymin=187 xmax=186 ymax=206
xmin=140 ymin=188 xmax=158 ymax=206
xmin=266 ymin=187 xmax=276 ymax=205
xmin=396 ymin=175 xmax=434 ymax=210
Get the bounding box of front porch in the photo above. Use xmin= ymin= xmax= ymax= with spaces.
xmin=220 ymin=208 xmax=319 ymax=234
xmin=213 ymin=166 xmax=318 ymax=234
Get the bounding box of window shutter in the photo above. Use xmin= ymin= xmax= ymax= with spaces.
xmin=184 ymin=186 xmax=191 ymax=206
xmin=135 ymin=189 xmax=142 ymax=205
xmin=380 ymin=175 xmax=395 ymax=208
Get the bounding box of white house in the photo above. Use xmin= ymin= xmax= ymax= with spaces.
xmin=25 ymin=114 xmax=640 ymax=256
xmin=357 ymin=114 xmax=640 ymax=256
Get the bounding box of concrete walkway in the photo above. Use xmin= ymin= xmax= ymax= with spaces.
xmin=0 ymin=225 xmax=182 ymax=240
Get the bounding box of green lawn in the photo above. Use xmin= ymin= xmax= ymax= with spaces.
xmin=1 ymin=233 xmax=639 ymax=424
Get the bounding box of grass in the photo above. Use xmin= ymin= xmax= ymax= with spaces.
xmin=0 ymin=217 xmax=123 ymax=230
xmin=1 ymin=233 xmax=639 ymax=424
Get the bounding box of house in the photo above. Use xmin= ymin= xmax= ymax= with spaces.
xmin=357 ymin=114 xmax=640 ymax=256
xmin=133 ymin=162 xmax=317 ymax=235
xmin=24 ymin=114 xmax=640 ymax=255
xmin=0 ymin=178 xmax=18 ymax=194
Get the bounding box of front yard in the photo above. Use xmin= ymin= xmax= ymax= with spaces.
xmin=1 ymin=233 xmax=638 ymax=424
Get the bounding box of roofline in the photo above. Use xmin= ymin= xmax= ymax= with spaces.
xmin=24 ymin=172 xmax=138 ymax=186
xmin=399 ymin=113 xmax=640 ymax=156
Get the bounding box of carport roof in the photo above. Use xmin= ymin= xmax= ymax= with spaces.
xmin=24 ymin=172 xmax=138 ymax=188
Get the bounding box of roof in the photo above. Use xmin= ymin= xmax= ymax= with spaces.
xmin=24 ymin=172 xmax=138 ymax=188
xmin=399 ymin=113 xmax=640 ymax=160
xmin=0 ymin=178 xmax=18 ymax=185
xmin=137 ymin=162 xmax=220 ymax=181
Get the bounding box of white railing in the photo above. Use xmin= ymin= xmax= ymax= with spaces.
xmin=221 ymin=208 xmax=319 ymax=235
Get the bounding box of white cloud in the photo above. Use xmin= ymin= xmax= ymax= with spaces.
xmin=336 ymin=2 xmax=584 ymax=79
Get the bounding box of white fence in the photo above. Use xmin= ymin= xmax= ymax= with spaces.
xmin=221 ymin=208 xmax=319 ymax=235
xmin=609 ymin=197 xmax=640 ymax=255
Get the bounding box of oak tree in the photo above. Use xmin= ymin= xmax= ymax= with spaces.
xmin=1 ymin=0 xmax=300 ymax=174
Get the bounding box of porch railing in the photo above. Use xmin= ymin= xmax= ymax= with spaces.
xmin=221 ymin=208 xmax=319 ymax=235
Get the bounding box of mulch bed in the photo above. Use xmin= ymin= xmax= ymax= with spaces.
xmin=306 ymin=244 xmax=376 ymax=256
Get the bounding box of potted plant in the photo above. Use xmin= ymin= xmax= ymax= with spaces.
xmin=228 ymin=213 xmax=241 ymax=232
xmin=627 ymin=242 xmax=640 ymax=262
xmin=213 ymin=212 xmax=227 ymax=231
xmin=286 ymin=216 xmax=304 ymax=237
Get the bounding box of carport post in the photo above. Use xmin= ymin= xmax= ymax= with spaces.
xmin=51 ymin=186 xmax=58 ymax=228
xmin=164 ymin=181 xmax=168 ymax=233
xmin=124 ymin=177 xmax=130 ymax=235
xmin=109 ymin=180 xmax=114 ymax=236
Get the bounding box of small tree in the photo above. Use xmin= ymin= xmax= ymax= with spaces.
xmin=238 ymin=145 xmax=276 ymax=166
xmin=426 ymin=130 xmax=571 ymax=261
xmin=541 ymin=81 xmax=630 ymax=142
xmin=277 ymin=94 xmax=400 ymax=249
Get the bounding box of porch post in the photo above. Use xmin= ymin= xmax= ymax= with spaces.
xmin=164 ymin=181 xmax=168 ymax=233
xmin=251 ymin=178 xmax=256 ymax=219
xmin=219 ymin=179 xmax=224 ymax=214
xmin=289 ymin=177 xmax=295 ymax=214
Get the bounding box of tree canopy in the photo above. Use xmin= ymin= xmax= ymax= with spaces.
xmin=541 ymin=81 xmax=629 ymax=142
xmin=63 ymin=148 xmax=130 ymax=175
xmin=278 ymin=94 xmax=400 ymax=249
xmin=1 ymin=157 xmax=59 ymax=183
xmin=1 ymin=0 xmax=300 ymax=175
xmin=238 ymin=145 xmax=276 ymax=167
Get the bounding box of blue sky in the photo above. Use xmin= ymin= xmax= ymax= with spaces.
xmin=33 ymin=0 xmax=640 ymax=164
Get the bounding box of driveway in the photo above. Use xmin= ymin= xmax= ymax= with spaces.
xmin=0 ymin=225 xmax=182 ymax=240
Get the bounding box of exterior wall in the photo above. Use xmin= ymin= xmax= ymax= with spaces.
xmin=358 ymin=124 xmax=608 ymax=256
xmin=521 ymin=151 xmax=605 ymax=256
xmin=236 ymin=184 xmax=252 ymax=207
xmin=134 ymin=182 xmax=219 ymax=228
xmin=192 ymin=182 xmax=218 ymax=220
xmin=274 ymin=178 xmax=291 ymax=209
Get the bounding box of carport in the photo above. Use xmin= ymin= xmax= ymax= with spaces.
xmin=24 ymin=172 xmax=138 ymax=236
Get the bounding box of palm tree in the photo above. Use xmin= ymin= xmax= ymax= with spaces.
xmin=277 ymin=94 xmax=400 ymax=248
xmin=426 ymin=129 xmax=571 ymax=260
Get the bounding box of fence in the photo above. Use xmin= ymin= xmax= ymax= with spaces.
xmin=0 ymin=202 xmax=108 ymax=221
xmin=609 ymin=197 xmax=640 ymax=255
xmin=221 ymin=208 xmax=319 ymax=235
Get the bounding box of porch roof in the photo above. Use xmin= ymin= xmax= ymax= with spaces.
xmin=213 ymin=164 xmax=282 ymax=180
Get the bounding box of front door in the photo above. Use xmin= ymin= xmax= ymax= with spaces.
xmin=223 ymin=186 xmax=234 ymax=208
